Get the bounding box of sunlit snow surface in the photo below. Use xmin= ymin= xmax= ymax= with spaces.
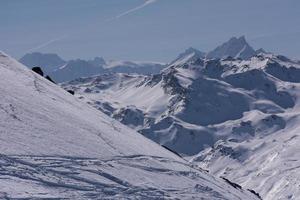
xmin=0 ymin=52 xmax=257 ymax=199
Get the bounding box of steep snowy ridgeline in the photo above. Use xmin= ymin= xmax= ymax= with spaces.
xmin=64 ymin=53 xmax=300 ymax=199
xmin=0 ymin=52 xmax=259 ymax=199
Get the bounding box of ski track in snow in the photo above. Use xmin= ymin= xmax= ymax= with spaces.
xmin=0 ymin=154 xmax=246 ymax=199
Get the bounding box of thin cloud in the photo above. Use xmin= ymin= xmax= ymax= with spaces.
xmin=106 ymin=0 xmax=158 ymax=21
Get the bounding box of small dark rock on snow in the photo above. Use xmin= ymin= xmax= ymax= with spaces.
xmin=67 ymin=90 xmax=75 ymax=95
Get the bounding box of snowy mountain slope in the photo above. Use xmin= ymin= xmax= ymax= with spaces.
xmin=63 ymin=52 xmax=300 ymax=199
xmin=193 ymin=113 xmax=300 ymax=200
xmin=64 ymin=53 xmax=298 ymax=153
xmin=0 ymin=52 xmax=259 ymax=199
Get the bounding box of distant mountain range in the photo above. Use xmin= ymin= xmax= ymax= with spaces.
xmin=20 ymin=53 xmax=165 ymax=83
xmin=171 ymin=36 xmax=266 ymax=66
xmin=62 ymin=36 xmax=300 ymax=199
xmin=20 ymin=36 xmax=265 ymax=83
xmin=3 ymin=35 xmax=299 ymax=199
xmin=19 ymin=52 xmax=65 ymax=74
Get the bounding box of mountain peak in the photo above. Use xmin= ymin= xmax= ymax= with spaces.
xmin=170 ymin=47 xmax=205 ymax=66
xmin=238 ymin=35 xmax=246 ymax=42
xmin=207 ymin=36 xmax=256 ymax=60
xmin=255 ymin=48 xmax=267 ymax=54
xmin=227 ymin=36 xmax=246 ymax=44
xmin=184 ymin=47 xmax=205 ymax=57
xmin=89 ymin=57 xmax=106 ymax=67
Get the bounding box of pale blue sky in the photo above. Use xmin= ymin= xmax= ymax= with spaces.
xmin=1 ymin=0 xmax=300 ymax=62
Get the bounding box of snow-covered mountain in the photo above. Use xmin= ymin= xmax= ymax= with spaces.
xmin=170 ymin=36 xmax=262 ymax=65
xmin=63 ymin=51 xmax=300 ymax=199
xmin=207 ymin=36 xmax=256 ymax=60
xmin=0 ymin=51 xmax=260 ymax=199
xmin=20 ymin=53 xmax=166 ymax=83
xmin=19 ymin=37 xmax=262 ymax=83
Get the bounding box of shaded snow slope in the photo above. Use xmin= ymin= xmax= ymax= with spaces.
xmin=64 ymin=53 xmax=300 ymax=199
xmin=0 ymin=52 xmax=258 ymax=199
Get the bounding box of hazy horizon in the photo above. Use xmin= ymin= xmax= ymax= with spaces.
xmin=1 ymin=0 xmax=300 ymax=62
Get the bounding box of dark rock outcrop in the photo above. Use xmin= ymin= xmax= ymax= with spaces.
xmin=32 ymin=67 xmax=44 ymax=77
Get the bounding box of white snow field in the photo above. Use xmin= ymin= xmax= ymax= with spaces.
xmin=63 ymin=51 xmax=300 ymax=199
xmin=0 ymin=52 xmax=259 ymax=199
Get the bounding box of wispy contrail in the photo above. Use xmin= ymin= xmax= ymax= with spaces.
xmin=25 ymin=0 xmax=158 ymax=53
xmin=106 ymin=0 xmax=158 ymax=21
xmin=26 ymin=35 xmax=68 ymax=53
